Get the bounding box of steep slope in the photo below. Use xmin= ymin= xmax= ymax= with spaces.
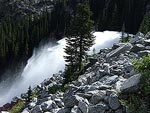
xmin=1 ymin=32 xmax=150 ymax=112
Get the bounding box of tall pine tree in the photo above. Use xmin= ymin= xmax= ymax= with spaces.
xmin=64 ymin=0 xmax=95 ymax=83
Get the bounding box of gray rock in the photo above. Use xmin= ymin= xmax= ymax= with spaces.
xmin=108 ymin=93 xmax=121 ymax=110
xmin=115 ymin=109 xmax=123 ymax=113
xmin=63 ymin=95 xmax=83 ymax=108
xmin=77 ymin=109 xmax=82 ymax=113
xmin=89 ymin=57 xmax=97 ymax=65
xmin=130 ymin=32 xmax=144 ymax=44
xmin=31 ymin=105 xmax=42 ymax=113
xmin=37 ymin=97 xmax=49 ymax=104
xmin=55 ymin=99 xmax=64 ymax=108
xmin=57 ymin=108 xmax=71 ymax=113
xmin=145 ymin=31 xmax=150 ymax=39
xmin=103 ymin=75 xmax=118 ymax=85
xmin=146 ymin=46 xmax=150 ymax=50
xmin=86 ymin=90 xmax=100 ymax=95
xmin=106 ymin=43 xmax=132 ymax=58
xmin=21 ymin=93 xmax=28 ymax=99
xmin=138 ymin=50 xmax=150 ymax=57
xmin=41 ymin=100 xmax=58 ymax=111
xmin=135 ymin=32 xmax=145 ymax=38
xmin=22 ymin=109 xmax=30 ymax=113
xmin=120 ymin=74 xmax=141 ymax=93
xmin=144 ymin=39 xmax=150 ymax=46
xmin=28 ymin=102 xmax=36 ymax=109
xmin=90 ymin=90 xmax=106 ymax=104
xmin=39 ymin=90 xmax=49 ymax=98
xmin=76 ymin=93 xmax=92 ymax=100
xmin=77 ymin=99 xmax=89 ymax=113
xmin=84 ymin=85 xmax=99 ymax=92
xmin=112 ymin=43 xmax=126 ymax=50
xmin=115 ymin=77 xmax=126 ymax=91
xmin=88 ymin=102 xmax=109 ymax=113
xmin=71 ymin=106 xmax=78 ymax=113
xmin=131 ymin=44 xmax=145 ymax=52
xmin=98 ymin=85 xmax=112 ymax=90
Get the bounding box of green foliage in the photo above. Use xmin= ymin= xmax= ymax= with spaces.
xmin=31 ymin=89 xmax=38 ymax=98
xmin=48 ymin=83 xmax=70 ymax=94
xmin=64 ymin=0 xmax=95 ymax=83
xmin=0 ymin=10 xmax=52 ymax=71
xmin=133 ymin=54 xmax=150 ymax=73
xmin=48 ymin=85 xmax=62 ymax=94
xmin=127 ymin=94 xmax=149 ymax=113
xmin=124 ymin=54 xmax=150 ymax=113
xmin=139 ymin=14 xmax=150 ymax=34
xmin=133 ymin=54 xmax=150 ymax=96
xmin=62 ymin=83 xmax=70 ymax=91
xmin=9 ymin=100 xmax=26 ymax=113
xmin=120 ymin=33 xmax=131 ymax=43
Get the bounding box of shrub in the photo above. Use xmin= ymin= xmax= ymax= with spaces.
xmin=120 ymin=33 xmax=131 ymax=43
xmin=124 ymin=54 xmax=150 ymax=113
xmin=9 ymin=100 xmax=26 ymax=113
xmin=31 ymin=89 xmax=38 ymax=98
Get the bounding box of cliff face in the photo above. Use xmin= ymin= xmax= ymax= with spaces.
xmin=0 ymin=0 xmax=54 ymax=22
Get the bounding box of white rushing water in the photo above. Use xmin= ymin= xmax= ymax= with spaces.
xmin=0 ymin=31 xmax=121 ymax=106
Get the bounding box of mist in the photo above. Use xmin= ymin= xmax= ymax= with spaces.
xmin=0 ymin=31 xmax=121 ymax=106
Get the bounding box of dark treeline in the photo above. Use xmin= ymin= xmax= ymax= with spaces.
xmin=0 ymin=12 xmax=50 ymax=78
xmin=0 ymin=0 xmax=150 ymax=80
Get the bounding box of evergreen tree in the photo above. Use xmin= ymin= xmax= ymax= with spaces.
xmin=26 ymin=86 xmax=32 ymax=103
xmin=64 ymin=0 xmax=95 ymax=83
xmin=139 ymin=14 xmax=150 ymax=34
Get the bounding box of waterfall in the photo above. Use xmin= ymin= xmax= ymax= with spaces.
xmin=0 ymin=31 xmax=121 ymax=106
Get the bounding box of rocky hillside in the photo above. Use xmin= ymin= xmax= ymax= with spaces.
xmin=1 ymin=32 xmax=150 ymax=113
xmin=0 ymin=0 xmax=54 ymax=22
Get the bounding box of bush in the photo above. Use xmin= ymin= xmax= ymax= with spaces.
xmin=124 ymin=54 xmax=150 ymax=113
xmin=139 ymin=14 xmax=150 ymax=34
xmin=133 ymin=54 xmax=150 ymax=96
xmin=48 ymin=83 xmax=70 ymax=94
xmin=120 ymin=33 xmax=131 ymax=43
xmin=9 ymin=100 xmax=26 ymax=113
xmin=31 ymin=89 xmax=38 ymax=98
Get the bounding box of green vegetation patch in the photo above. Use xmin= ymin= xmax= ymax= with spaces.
xmin=9 ymin=100 xmax=26 ymax=113
xmin=121 ymin=54 xmax=150 ymax=113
